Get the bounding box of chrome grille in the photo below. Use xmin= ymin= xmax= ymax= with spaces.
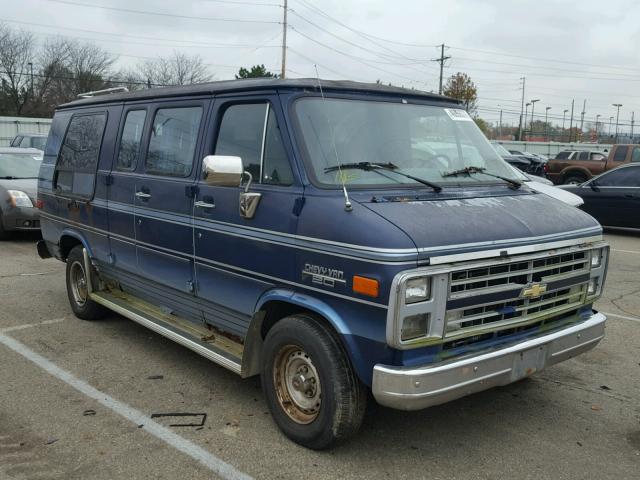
xmin=445 ymin=249 xmax=592 ymax=337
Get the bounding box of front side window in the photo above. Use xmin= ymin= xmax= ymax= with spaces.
xmin=214 ymin=103 xmax=293 ymax=186
xmin=55 ymin=113 xmax=107 ymax=198
xmin=146 ymin=106 xmax=202 ymax=177
xmin=117 ymin=110 xmax=147 ymax=170
xmin=613 ymin=146 xmax=628 ymax=162
xmin=596 ymin=167 xmax=640 ymax=187
xmin=578 ymin=151 xmax=589 ymax=161
xmin=631 ymin=147 xmax=640 ymax=163
xmin=294 ymin=98 xmax=516 ymax=187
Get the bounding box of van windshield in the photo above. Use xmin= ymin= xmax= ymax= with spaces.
xmin=293 ymin=97 xmax=519 ymax=188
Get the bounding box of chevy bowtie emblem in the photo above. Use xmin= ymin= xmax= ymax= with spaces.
xmin=522 ymin=283 xmax=547 ymax=299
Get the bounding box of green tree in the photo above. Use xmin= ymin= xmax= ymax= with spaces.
xmin=235 ymin=64 xmax=278 ymax=79
xmin=473 ymin=117 xmax=490 ymax=136
xmin=443 ymin=72 xmax=478 ymax=114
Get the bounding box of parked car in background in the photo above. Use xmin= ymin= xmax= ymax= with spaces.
xmin=492 ymin=143 xmax=546 ymax=176
xmin=547 ymin=145 xmax=638 ymax=185
xmin=506 ymin=164 xmax=583 ymax=207
xmin=560 ymin=164 xmax=640 ymax=229
xmin=0 ymin=150 xmax=42 ymax=238
xmin=10 ymin=133 xmax=48 ymax=151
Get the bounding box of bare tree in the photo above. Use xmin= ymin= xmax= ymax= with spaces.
xmin=67 ymin=42 xmax=116 ymax=96
xmin=138 ymin=52 xmax=212 ymax=87
xmin=0 ymin=24 xmax=35 ymax=115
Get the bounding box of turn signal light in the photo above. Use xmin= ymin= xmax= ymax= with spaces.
xmin=353 ymin=276 xmax=379 ymax=298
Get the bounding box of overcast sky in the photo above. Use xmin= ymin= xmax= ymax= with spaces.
xmin=5 ymin=0 xmax=640 ymax=129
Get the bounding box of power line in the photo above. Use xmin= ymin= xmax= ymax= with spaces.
xmin=42 ymin=0 xmax=281 ymax=24
xmin=0 ymin=18 xmax=280 ymax=48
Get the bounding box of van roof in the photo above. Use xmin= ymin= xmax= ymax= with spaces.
xmin=59 ymin=78 xmax=459 ymax=109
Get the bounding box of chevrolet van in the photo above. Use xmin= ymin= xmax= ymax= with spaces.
xmin=37 ymin=79 xmax=609 ymax=449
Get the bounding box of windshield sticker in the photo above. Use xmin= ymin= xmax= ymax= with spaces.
xmin=444 ymin=108 xmax=473 ymax=122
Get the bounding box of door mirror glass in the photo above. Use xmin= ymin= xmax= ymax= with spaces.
xmin=202 ymin=155 xmax=243 ymax=186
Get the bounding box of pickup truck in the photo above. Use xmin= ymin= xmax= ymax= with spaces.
xmin=546 ymin=145 xmax=639 ymax=185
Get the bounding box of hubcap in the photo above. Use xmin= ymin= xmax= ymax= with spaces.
xmin=273 ymin=345 xmax=322 ymax=424
xmin=70 ymin=261 xmax=88 ymax=306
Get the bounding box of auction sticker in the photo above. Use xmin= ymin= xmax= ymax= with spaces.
xmin=444 ymin=108 xmax=473 ymax=121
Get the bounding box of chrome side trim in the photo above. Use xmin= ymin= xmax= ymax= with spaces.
xmin=372 ymin=312 xmax=606 ymax=411
xmin=89 ymin=293 xmax=242 ymax=375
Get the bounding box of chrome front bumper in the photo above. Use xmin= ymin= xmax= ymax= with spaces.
xmin=372 ymin=312 xmax=606 ymax=410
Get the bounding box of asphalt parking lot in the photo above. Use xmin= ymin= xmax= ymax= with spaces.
xmin=0 ymin=233 xmax=639 ymax=480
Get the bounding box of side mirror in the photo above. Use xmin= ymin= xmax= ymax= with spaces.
xmin=202 ymin=155 xmax=243 ymax=186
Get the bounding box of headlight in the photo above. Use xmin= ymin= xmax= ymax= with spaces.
xmin=8 ymin=190 xmax=33 ymax=208
xmin=591 ymin=248 xmax=603 ymax=268
xmin=405 ymin=277 xmax=431 ymax=304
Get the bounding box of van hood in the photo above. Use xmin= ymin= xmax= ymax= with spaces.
xmin=360 ymin=191 xmax=601 ymax=261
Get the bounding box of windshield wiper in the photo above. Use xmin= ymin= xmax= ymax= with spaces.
xmin=442 ymin=166 xmax=522 ymax=189
xmin=324 ymin=162 xmax=442 ymax=192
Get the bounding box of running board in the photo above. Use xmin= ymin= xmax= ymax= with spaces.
xmin=89 ymin=290 xmax=243 ymax=375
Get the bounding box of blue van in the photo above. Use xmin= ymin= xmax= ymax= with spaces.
xmin=37 ymin=79 xmax=609 ymax=449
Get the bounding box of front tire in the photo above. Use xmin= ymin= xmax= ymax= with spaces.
xmin=65 ymin=246 xmax=107 ymax=320
xmin=261 ymin=314 xmax=367 ymax=449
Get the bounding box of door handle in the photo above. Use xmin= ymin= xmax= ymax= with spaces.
xmin=194 ymin=200 xmax=215 ymax=209
xmin=135 ymin=191 xmax=151 ymax=199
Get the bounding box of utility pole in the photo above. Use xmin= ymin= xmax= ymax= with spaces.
xmin=499 ymin=109 xmax=503 ymax=139
xmin=280 ymin=0 xmax=288 ymax=79
xmin=613 ymin=103 xmax=622 ymax=143
xmin=562 ymin=109 xmax=568 ymax=141
xmin=27 ymin=62 xmax=33 ymax=95
xmin=524 ymin=102 xmax=531 ymax=140
xmin=579 ymin=99 xmax=586 ymax=141
xmin=518 ymin=77 xmax=526 ymax=140
xmin=596 ymin=114 xmax=601 ymax=141
xmin=569 ymin=99 xmax=574 ymax=143
xmin=631 ymin=112 xmax=635 ymax=141
xmin=432 ymin=44 xmax=451 ymax=95
xmin=608 ymin=116 xmax=613 ymax=137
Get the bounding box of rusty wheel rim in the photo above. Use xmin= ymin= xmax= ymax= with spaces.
xmin=70 ymin=260 xmax=88 ymax=306
xmin=273 ymin=345 xmax=322 ymax=425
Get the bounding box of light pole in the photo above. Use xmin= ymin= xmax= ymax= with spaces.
xmin=545 ymin=107 xmax=552 ymax=141
xmin=595 ymin=114 xmax=601 ymax=141
xmin=27 ymin=62 xmax=33 ymax=96
xmin=608 ymin=116 xmax=614 ymax=137
xmin=524 ymin=102 xmax=531 ymax=139
xmin=612 ymin=103 xmax=622 ymax=143
xmin=562 ymin=109 xmax=568 ymax=141
xmin=530 ymin=99 xmax=540 ymax=139
xmin=498 ymin=109 xmax=503 ymax=139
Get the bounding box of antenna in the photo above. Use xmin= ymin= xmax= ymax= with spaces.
xmin=313 ymin=65 xmax=352 ymax=212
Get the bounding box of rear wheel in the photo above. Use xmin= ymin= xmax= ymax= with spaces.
xmin=0 ymin=214 xmax=8 ymax=240
xmin=564 ymin=174 xmax=587 ymax=185
xmin=65 ymin=246 xmax=107 ymax=320
xmin=261 ymin=314 xmax=367 ymax=450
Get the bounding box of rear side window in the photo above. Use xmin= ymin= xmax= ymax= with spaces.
xmin=11 ymin=136 xmax=22 ymax=147
xmin=578 ymin=151 xmax=589 ymax=160
xmin=597 ymin=167 xmax=640 ymax=187
xmin=117 ymin=110 xmax=146 ymax=171
xmin=613 ymin=146 xmax=628 ymax=162
xmin=55 ymin=112 xmax=107 ymax=199
xmin=215 ymin=103 xmax=293 ymax=186
xmin=145 ymin=107 xmax=202 ymax=177
xmin=555 ymin=151 xmax=570 ymax=160
xmin=631 ymin=147 xmax=640 ymax=162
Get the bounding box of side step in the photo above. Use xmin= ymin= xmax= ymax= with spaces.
xmin=89 ymin=289 xmax=243 ymax=375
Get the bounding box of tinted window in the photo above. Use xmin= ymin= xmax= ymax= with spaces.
xmin=215 ymin=104 xmax=293 ymax=186
xmin=146 ymin=107 xmax=202 ymax=177
xmin=555 ymin=151 xmax=571 ymax=160
xmin=613 ymin=146 xmax=628 ymax=162
xmin=117 ymin=110 xmax=146 ymax=171
xmin=596 ymin=167 xmax=640 ymax=187
xmin=632 ymin=147 xmax=640 ymax=163
xmin=578 ymin=151 xmax=589 ymax=160
xmin=55 ymin=113 xmax=107 ymax=198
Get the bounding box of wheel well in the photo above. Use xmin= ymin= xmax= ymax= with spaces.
xmin=59 ymin=235 xmax=83 ymax=261
xmin=259 ymin=300 xmax=309 ymax=338
xmin=562 ymin=169 xmax=588 ymax=181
